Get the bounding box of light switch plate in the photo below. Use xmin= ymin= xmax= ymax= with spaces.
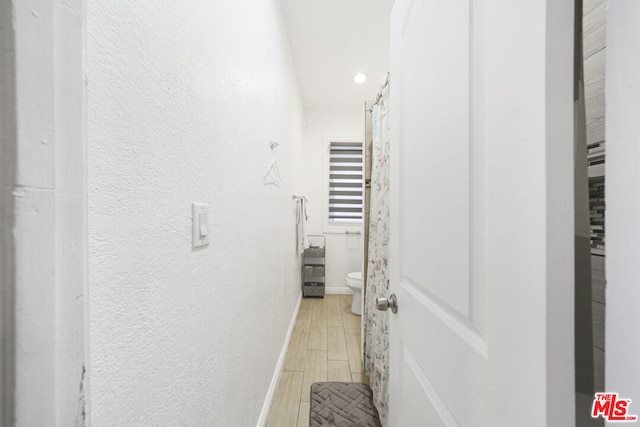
xmin=192 ymin=202 xmax=210 ymax=248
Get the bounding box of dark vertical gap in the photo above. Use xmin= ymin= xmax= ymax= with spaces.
xmin=574 ymin=0 xmax=594 ymax=396
xmin=0 ymin=0 xmax=17 ymax=424
xmin=575 ymin=0 xmax=601 ymax=425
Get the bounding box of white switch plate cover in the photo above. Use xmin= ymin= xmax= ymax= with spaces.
xmin=192 ymin=202 xmax=210 ymax=248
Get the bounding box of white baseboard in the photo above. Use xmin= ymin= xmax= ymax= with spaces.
xmin=256 ymin=292 xmax=302 ymax=427
xmin=325 ymin=286 xmax=353 ymax=295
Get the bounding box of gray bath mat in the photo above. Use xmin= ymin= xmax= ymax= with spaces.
xmin=310 ymin=382 xmax=382 ymax=427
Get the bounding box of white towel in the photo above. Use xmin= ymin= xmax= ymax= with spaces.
xmin=296 ymin=197 xmax=309 ymax=254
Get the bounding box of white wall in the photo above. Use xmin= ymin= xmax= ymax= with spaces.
xmin=87 ymin=1 xmax=303 ymax=426
xmin=302 ymin=109 xmax=364 ymax=293
xmin=605 ymin=0 xmax=640 ymax=408
xmin=1 ymin=1 xmax=86 ymax=426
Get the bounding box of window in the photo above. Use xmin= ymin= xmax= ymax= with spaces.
xmin=328 ymin=140 xmax=364 ymax=224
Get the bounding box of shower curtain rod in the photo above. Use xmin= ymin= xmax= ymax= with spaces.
xmin=370 ymin=73 xmax=390 ymax=109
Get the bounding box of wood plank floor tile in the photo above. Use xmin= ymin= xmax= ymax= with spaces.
xmin=300 ymin=297 xmax=314 ymax=310
xmin=283 ymin=332 xmax=309 ymax=372
xmin=298 ymin=305 xmax=312 ymax=321
xmin=293 ymin=311 xmax=311 ymax=334
xmin=266 ymin=371 xmax=303 ymax=427
xmin=326 ymin=295 xmax=343 ymax=326
xmin=345 ymin=333 xmax=363 ymax=373
xmin=328 ymin=360 xmax=352 ymax=382
xmin=339 ymin=295 xmax=353 ymax=314
xmin=327 ymin=326 xmax=348 ymax=361
xmin=297 ymin=401 xmax=310 ymax=427
xmin=311 ymin=298 xmax=327 ymax=321
xmin=351 ymin=373 xmax=370 ymax=384
xmin=267 ymin=296 xmax=366 ymax=424
xmin=342 ymin=313 xmax=361 ymax=336
xmin=308 ymin=321 xmax=327 ymax=350
xmin=301 ymin=350 xmax=327 ymax=402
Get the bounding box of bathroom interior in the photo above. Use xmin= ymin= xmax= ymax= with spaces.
xmin=271 ymin=0 xmax=609 ymax=425
xmin=280 ymin=0 xmax=609 ymax=425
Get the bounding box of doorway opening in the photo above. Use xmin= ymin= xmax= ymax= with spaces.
xmin=575 ymin=0 xmax=606 ymax=425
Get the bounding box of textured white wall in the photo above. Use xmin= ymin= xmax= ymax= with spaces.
xmin=87 ymin=1 xmax=303 ymax=425
xmin=302 ymin=109 xmax=364 ymax=292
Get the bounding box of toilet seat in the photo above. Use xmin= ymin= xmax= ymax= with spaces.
xmin=346 ymin=271 xmax=362 ymax=287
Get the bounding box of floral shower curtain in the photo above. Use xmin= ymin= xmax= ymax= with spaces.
xmin=363 ymin=79 xmax=390 ymax=426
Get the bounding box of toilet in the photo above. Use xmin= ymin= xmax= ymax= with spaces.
xmin=345 ymin=271 xmax=363 ymax=315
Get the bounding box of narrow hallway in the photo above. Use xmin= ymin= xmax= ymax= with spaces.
xmin=266 ymin=295 xmax=367 ymax=426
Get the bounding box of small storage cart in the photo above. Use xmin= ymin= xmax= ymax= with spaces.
xmin=302 ymin=235 xmax=326 ymax=298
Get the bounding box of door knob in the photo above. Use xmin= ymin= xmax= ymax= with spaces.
xmin=376 ymin=294 xmax=398 ymax=313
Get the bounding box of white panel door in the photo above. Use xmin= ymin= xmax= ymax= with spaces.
xmin=387 ymin=0 xmax=575 ymax=426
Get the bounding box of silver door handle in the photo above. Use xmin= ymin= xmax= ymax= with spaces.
xmin=376 ymin=294 xmax=398 ymax=313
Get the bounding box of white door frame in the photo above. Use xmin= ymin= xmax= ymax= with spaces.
xmin=0 ymin=1 xmax=89 ymax=425
xmin=605 ymin=0 xmax=640 ymax=410
xmin=0 ymin=0 xmax=18 ymax=423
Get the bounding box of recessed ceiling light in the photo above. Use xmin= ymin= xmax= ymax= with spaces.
xmin=353 ymin=73 xmax=368 ymax=84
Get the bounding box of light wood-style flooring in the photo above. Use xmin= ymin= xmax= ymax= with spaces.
xmin=266 ymin=294 xmax=368 ymax=427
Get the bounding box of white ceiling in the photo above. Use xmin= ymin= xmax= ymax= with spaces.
xmin=281 ymin=0 xmax=395 ymax=110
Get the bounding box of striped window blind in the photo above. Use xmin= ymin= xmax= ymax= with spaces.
xmin=328 ymin=141 xmax=363 ymax=223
